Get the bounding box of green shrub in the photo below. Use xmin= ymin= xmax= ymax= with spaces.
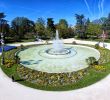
xmin=86 ymin=57 xmax=98 ymax=66
xmin=95 ymin=43 xmax=100 ymax=49
xmin=20 ymin=44 xmax=25 ymax=50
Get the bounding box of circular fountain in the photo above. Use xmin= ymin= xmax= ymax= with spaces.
xmin=18 ymin=30 xmax=100 ymax=73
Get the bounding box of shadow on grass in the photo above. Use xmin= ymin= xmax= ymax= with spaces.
xmin=15 ymin=79 xmax=25 ymax=82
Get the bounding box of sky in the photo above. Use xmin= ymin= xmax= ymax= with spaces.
xmin=0 ymin=0 xmax=110 ymax=26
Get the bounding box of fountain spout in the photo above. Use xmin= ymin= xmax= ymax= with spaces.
xmin=46 ymin=30 xmax=70 ymax=55
xmin=56 ymin=30 xmax=59 ymax=40
xmin=53 ymin=30 xmax=64 ymax=52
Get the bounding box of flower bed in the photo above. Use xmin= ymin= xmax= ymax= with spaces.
xmin=17 ymin=65 xmax=88 ymax=86
xmin=1 ymin=44 xmax=110 ymax=91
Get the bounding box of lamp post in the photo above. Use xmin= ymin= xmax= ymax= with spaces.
xmin=100 ymin=30 xmax=108 ymax=48
xmin=1 ymin=32 xmax=4 ymax=65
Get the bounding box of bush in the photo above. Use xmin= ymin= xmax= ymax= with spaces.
xmin=20 ymin=44 xmax=25 ymax=50
xmin=72 ymin=41 xmax=77 ymax=45
xmin=86 ymin=57 xmax=98 ymax=66
xmin=95 ymin=43 xmax=100 ymax=49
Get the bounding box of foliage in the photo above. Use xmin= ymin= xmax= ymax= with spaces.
xmin=75 ymin=14 xmax=87 ymax=39
xmin=57 ymin=19 xmax=68 ymax=38
xmin=20 ymin=44 xmax=25 ymax=50
xmin=57 ymin=19 xmax=74 ymax=38
xmin=86 ymin=23 xmax=102 ymax=38
xmin=11 ymin=17 xmax=35 ymax=40
xmin=47 ymin=18 xmax=56 ymax=38
xmin=35 ymin=18 xmax=46 ymax=39
xmin=86 ymin=57 xmax=97 ymax=66
xmin=17 ymin=66 xmax=87 ymax=87
xmin=102 ymin=13 xmax=110 ymax=31
xmin=0 ymin=12 xmax=9 ymax=40
xmin=98 ymin=47 xmax=110 ymax=64
xmin=95 ymin=43 xmax=100 ymax=49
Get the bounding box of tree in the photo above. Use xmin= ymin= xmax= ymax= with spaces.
xmin=35 ymin=18 xmax=46 ymax=39
xmin=57 ymin=19 xmax=69 ymax=38
xmin=86 ymin=23 xmax=102 ymax=39
xmin=75 ymin=14 xmax=86 ymax=39
xmin=47 ymin=18 xmax=56 ymax=39
xmin=92 ymin=17 xmax=107 ymax=25
xmin=0 ymin=12 xmax=9 ymax=40
xmin=102 ymin=13 xmax=110 ymax=31
xmin=0 ymin=12 xmax=7 ymax=65
xmin=86 ymin=18 xmax=90 ymax=26
xmin=0 ymin=12 xmax=6 ymax=33
xmin=101 ymin=13 xmax=110 ymax=38
xmin=11 ymin=17 xmax=35 ymax=40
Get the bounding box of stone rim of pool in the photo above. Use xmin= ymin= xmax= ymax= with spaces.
xmin=18 ymin=44 xmax=100 ymax=73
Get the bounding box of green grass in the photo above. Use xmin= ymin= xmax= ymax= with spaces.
xmin=0 ymin=44 xmax=110 ymax=91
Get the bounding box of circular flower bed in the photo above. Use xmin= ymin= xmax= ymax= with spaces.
xmin=1 ymin=44 xmax=110 ymax=91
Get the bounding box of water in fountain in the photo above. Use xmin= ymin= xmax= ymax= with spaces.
xmin=46 ymin=30 xmax=70 ymax=55
xmin=53 ymin=30 xmax=64 ymax=52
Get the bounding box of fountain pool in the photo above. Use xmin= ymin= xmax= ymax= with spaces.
xmin=18 ymin=44 xmax=100 ymax=73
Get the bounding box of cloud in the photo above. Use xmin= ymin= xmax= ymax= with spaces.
xmin=83 ymin=0 xmax=93 ymax=16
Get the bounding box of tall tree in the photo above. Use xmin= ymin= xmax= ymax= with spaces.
xmin=47 ymin=18 xmax=56 ymax=39
xmin=75 ymin=14 xmax=86 ymax=39
xmin=35 ymin=18 xmax=46 ymax=39
xmin=86 ymin=23 xmax=102 ymax=38
xmin=86 ymin=18 xmax=90 ymax=26
xmin=0 ymin=12 xmax=9 ymax=40
xmin=0 ymin=12 xmax=6 ymax=33
xmin=11 ymin=17 xmax=35 ymax=40
xmin=102 ymin=13 xmax=110 ymax=31
xmin=57 ymin=19 xmax=69 ymax=38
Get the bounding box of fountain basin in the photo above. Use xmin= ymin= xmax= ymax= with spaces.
xmin=18 ymin=44 xmax=100 ymax=73
xmin=45 ymin=48 xmax=71 ymax=55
